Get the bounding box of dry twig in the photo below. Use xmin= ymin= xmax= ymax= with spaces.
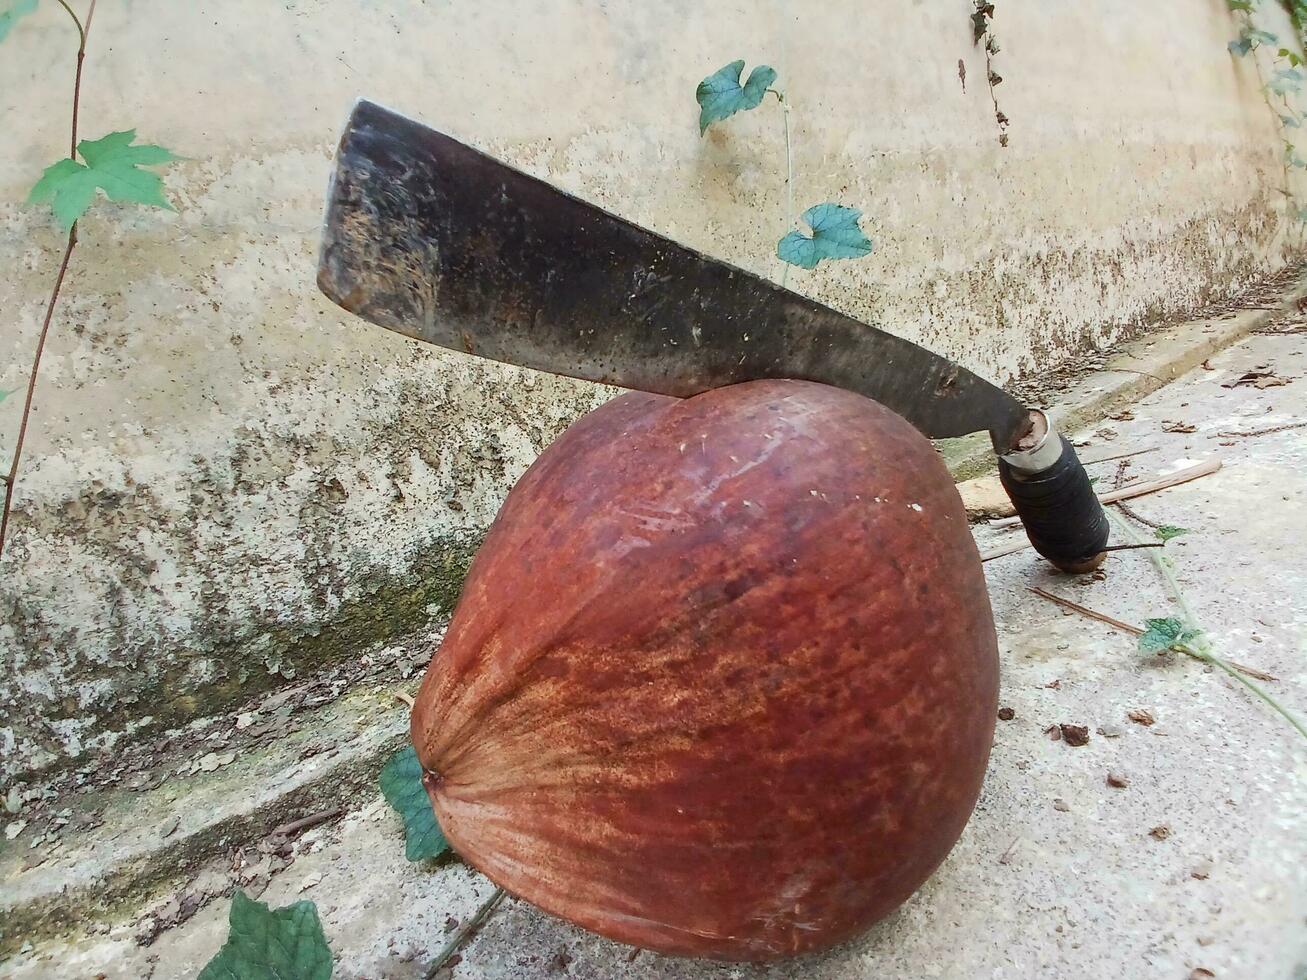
xmin=1026 ymin=587 xmax=1278 ymax=682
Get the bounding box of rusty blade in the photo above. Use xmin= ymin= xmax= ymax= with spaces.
xmin=317 ymin=99 xmax=1030 ymax=448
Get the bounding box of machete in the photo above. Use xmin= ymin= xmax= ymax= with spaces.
xmin=316 ymin=100 xmax=1109 ymax=572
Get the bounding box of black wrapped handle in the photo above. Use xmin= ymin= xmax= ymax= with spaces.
xmin=998 ymin=435 xmax=1110 ymax=572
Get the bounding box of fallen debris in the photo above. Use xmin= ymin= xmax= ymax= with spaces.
xmin=998 ymin=837 xmax=1021 ymax=864
xmin=1128 ymin=709 xmax=1156 ymax=726
xmin=1059 ymin=724 xmax=1090 ymax=746
xmin=1106 ymin=772 xmax=1129 ymax=788
xmin=1221 ymin=364 xmax=1290 ymax=389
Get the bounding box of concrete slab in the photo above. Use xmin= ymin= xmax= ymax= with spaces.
xmin=5 ymin=328 xmax=1305 ymax=978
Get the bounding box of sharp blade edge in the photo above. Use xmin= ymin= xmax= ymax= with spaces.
xmin=318 ymin=99 xmax=1029 ymax=447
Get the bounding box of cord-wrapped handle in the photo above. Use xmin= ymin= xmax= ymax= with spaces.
xmin=998 ymin=434 xmax=1109 ymax=573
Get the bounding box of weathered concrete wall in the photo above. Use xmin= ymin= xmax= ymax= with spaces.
xmin=0 ymin=0 xmax=1301 ymax=780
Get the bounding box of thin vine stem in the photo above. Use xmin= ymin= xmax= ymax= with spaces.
xmin=769 ymin=89 xmax=794 ymax=289
xmin=1109 ymin=509 xmax=1306 ymax=741
xmin=0 ymin=0 xmax=96 ymax=562
xmin=424 ymin=886 xmax=506 ymax=978
xmin=53 ymin=0 xmax=84 ymax=49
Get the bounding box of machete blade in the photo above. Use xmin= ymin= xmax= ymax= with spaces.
xmin=318 ymin=99 xmax=1030 ymax=449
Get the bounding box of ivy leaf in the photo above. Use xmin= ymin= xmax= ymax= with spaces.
xmin=696 ymin=60 xmax=776 ymax=135
xmin=1227 ymin=0 xmax=1254 ymax=9
xmin=1230 ymin=37 xmax=1254 ymax=56
xmin=198 ymin=891 xmax=332 ymax=980
xmin=1281 ymin=114 xmax=1302 ymax=128
xmin=379 ymin=745 xmax=448 ymax=862
xmin=1280 ymin=48 xmax=1304 ymax=67
xmin=777 ymin=204 xmax=873 ymax=270
xmin=1269 ymin=67 xmax=1304 ymax=95
xmin=28 ymin=130 xmax=179 ymax=230
xmin=971 ymin=3 xmax=994 ymax=43
xmin=0 ymin=0 xmax=38 ymax=44
xmin=1155 ymin=525 xmax=1189 ymax=542
xmin=1249 ymin=28 xmax=1279 ymax=45
xmin=1138 ymin=617 xmax=1204 ymax=654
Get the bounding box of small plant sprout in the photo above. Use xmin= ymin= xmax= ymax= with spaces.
xmin=0 ymin=0 xmax=182 ymax=561
xmin=1111 ymin=510 xmax=1306 ymax=741
xmin=696 ymin=60 xmax=873 ymax=280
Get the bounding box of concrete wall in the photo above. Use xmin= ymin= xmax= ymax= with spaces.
xmin=0 ymin=0 xmax=1301 ymax=781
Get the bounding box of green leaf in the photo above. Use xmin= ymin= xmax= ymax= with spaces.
xmin=1230 ymin=37 xmax=1254 ymax=56
xmin=696 ymin=60 xmax=776 ymax=135
xmin=1227 ymin=0 xmax=1254 ymax=10
xmin=1138 ymin=617 xmax=1203 ymax=654
xmin=777 ymin=203 xmax=873 ymax=270
xmin=27 ymin=130 xmax=179 ymax=230
xmin=1138 ymin=617 xmax=1184 ymax=653
xmin=379 ymin=745 xmax=448 ymax=862
xmin=1281 ymin=114 xmax=1302 ymax=128
xmin=1155 ymin=525 xmax=1189 ymax=542
xmin=1269 ymin=67 xmax=1304 ymax=95
xmin=0 ymin=0 xmax=38 ymax=44
xmin=1279 ymin=48 xmax=1304 ymax=67
xmin=198 ymin=891 xmax=332 ymax=980
xmin=1249 ymin=28 xmax=1279 ymax=44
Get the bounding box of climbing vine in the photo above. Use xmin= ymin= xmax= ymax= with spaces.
xmin=0 ymin=0 xmax=180 ymax=561
xmin=1227 ymin=0 xmax=1307 ymax=229
xmin=971 ymin=1 xmax=1009 ymax=146
xmin=694 ymin=59 xmax=873 ymax=284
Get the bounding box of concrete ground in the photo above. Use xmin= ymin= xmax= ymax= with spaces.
xmin=5 ymin=327 xmax=1307 ymax=978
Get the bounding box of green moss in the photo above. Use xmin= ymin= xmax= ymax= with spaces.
xmin=22 ymin=534 xmax=480 ymax=784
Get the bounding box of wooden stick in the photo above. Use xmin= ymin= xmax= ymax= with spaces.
xmin=268 ymin=808 xmax=342 ymax=838
xmin=1026 ymin=587 xmax=1278 ymax=682
xmin=979 ymin=539 xmax=1031 ymax=562
xmin=1215 ymin=420 xmax=1307 ymax=439
xmin=1027 ymin=586 xmax=1142 ymax=634
xmin=1081 ymin=445 xmax=1158 ymax=466
xmin=989 ymin=459 xmax=1222 ymax=530
xmin=1115 ymin=500 xmax=1163 ymax=529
